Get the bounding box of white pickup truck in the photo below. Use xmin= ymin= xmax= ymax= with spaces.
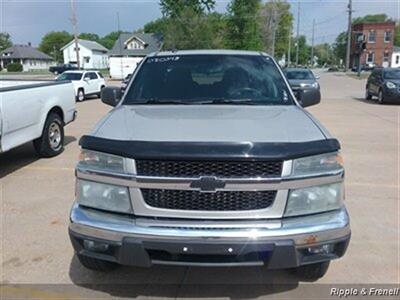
xmin=0 ymin=79 xmax=77 ymax=157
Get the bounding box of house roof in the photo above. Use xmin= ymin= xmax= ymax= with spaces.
xmin=0 ymin=44 xmax=53 ymax=60
xmin=60 ymin=39 xmax=109 ymax=52
xmin=109 ymin=33 xmax=163 ymax=56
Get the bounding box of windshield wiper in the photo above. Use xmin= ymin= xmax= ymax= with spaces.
xmin=196 ymin=98 xmax=268 ymax=105
xmin=132 ymin=99 xmax=192 ymax=105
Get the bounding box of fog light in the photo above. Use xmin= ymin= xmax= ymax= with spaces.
xmin=83 ymin=240 xmax=109 ymax=252
xmin=307 ymin=244 xmax=333 ymax=255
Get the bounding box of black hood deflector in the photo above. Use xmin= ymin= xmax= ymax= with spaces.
xmin=79 ymin=135 xmax=340 ymax=161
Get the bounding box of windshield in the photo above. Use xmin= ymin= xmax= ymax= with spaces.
xmin=124 ymin=55 xmax=293 ymax=105
xmin=284 ymin=69 xmax=314 ymax=80
xmin=383 ymin=69 xmax=400 ymax=80
xmin=57 ymin=73 xmax=82 ymax=81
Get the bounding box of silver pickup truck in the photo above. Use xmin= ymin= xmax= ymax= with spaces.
xmin=69 ymin=50 xmax=350 ymax=280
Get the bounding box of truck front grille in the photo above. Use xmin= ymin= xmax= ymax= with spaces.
xmin=141 ymin=189 xmax=277 ymax=211
xmin=135 ymin=160 xmax=283 ymax=178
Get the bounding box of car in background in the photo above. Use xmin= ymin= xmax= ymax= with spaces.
xmin=49 ymin=63 xmax=78 ymax=75
xmin=366 ymin=68 xmax=400 ymax=104
xmin=283 ymin=68 xmax=321 ymax=105
xmin=121 ymin=73 xmax=132 ymax=93
xmin=56 ymin=71 xmax=106 ymax=102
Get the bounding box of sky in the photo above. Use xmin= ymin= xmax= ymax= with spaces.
xmin=1 ymin=0 xmax=399 ymax=47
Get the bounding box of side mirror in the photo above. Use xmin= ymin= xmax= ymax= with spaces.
xmin=84 ymin=77 xmax=90 ymax=81
xmin=298 ymin=89 xmax=321 ymax=108
xmin=101 ymin=86 xmax=122 ymax=107
xmin=315 ymin=75 xmax=320 ymax=80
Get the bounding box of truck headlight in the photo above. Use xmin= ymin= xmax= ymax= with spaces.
xmin=386 ymin=81 xmax=396 ymax=89
xmin=291 ymin=152 xmax=343 ymax=177
xmin=284 ymin=182 xmax=343 ymax=217
xmin=78 ymin=149 xmax=134 ymax=174
xmin=77 ymin=179 xmax=132 ymax=213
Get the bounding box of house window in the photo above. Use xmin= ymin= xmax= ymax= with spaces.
xmin=384 ymin=31 xmax=392 ymax=43
xmin=383 ymin=52 xmax=390 ymax=62
xmin=366 ymin=52 xmax=374 ymax=64
xmin=368 ymin=30 xmax=376 ymax=43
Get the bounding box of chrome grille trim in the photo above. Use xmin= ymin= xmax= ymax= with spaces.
xmin=76 ymin=166 xmax=343 ymax=191
xmin=75 ymin=160 xmax=344 ymax=220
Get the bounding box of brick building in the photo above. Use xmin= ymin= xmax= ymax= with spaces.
xmin=350 ymin=22 xmax=395 ymax=69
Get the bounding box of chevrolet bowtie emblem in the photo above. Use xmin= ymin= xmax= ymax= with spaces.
xmin=190 ymin=176 xmax=226 ymax=192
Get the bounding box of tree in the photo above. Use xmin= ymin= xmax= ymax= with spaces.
xmin=259 ymin=0 xmax=293 ymax=58
xmin=226 ymin=0 xmax=263 ymax=50
xmin=99 ymin=31 xmax=123 ymax=49
xmin=395 ymin=23 xmax=400 ymax=46
xmin=39 ymin=31 xmax=72 ymax=62
xmin=162 ymin=9 xmax=227 ymax=50
xmin=160 ymin=0 xmax=215 ymax=17
xmin=314 ymin=43 xmax=335 ymax=66
xmin=0 ymin=32 xmax=12 ymax=52
xmin=353 ymin=14 xmax=392 ymax=25
xmin=78 ymin=33 xmax=100 ymax=42
xmin=144 ymin=18 xmax=169 ymax=36
xmin=333 ymin=31 xmax=347 ymax=66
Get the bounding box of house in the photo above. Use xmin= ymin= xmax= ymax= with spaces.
xmin=0 ymin=44 xmax=54 ymax=71
xmin=108 ymin=33 xmax=163 ymax=79
xmin=391 ymin=46 xmax=400 ymax=68
xmin=61 ymin=39 xmax=109 ymax=69
xmin=350 ymin=22 xmax=395 ymax=69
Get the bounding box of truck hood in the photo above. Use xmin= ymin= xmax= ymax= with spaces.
xmin=92 ymin=105 xmax=326 ymax=143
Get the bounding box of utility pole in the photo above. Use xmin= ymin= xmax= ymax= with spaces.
xmin=295 ymin=0 xmax=300 ymax=67
xmin=271 ymin=6 xmax=277 ymax=57
xmin=70 ymin=0 xmax=80 ymax=69
xmin=117 ymin=12 xmax=124 ymax=79
xmin=311 ymin=18 xmax=315 ymax=66
xmin=288 ymin=23 xmax=291 ymax=66
xmin=345 ymin=0 xmax=353 ymax=71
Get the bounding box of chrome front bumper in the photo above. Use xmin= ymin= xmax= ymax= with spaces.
xmin=69 ymin=204 xmax=350 ymax=267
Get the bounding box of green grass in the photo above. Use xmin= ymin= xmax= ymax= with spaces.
xmin=346 ymin=72 xmax=370 ymax=80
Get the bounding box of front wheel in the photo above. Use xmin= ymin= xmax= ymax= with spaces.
xmin=378 ymin=90 xmax=385 ymax=104
xmin=77 ymin=254 xmax=118 ymax=272
xmin=33 ymin=113 xmax=64 ymax=157
xmin=365 ymin=86 xmax=372 ymax=100
xmin=294 ymin=261 xmax=330 ymax=281
xmin=76 ymin=89 xmax=85 ymax=102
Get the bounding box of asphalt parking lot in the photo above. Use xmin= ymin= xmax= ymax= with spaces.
xmin=1 ymin=72 xmax=399 ymax=298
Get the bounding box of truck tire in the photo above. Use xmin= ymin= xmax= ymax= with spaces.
xmin=76 ymin=89 xmax=85 ymax=102
xmin=365 ymin=86 xmax=372 ymax=100
xmin=294 ymin=261 xmax=330 ymax=281
xmin=77 ymin=254 xmax=118 ymax=271
xmin=378 ymin=90 xmax=385 ymax=104
xmin=33 ymin=113 xmax=64 ymax=157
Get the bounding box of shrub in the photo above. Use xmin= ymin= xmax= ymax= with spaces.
xmin=7 ymin=63 xmax=23 ymax=72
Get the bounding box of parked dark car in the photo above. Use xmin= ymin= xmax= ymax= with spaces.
xmin=352 ymin=64 xmax=376 ymax=72
xmin=49 ymin=63 xmax=78 ymax=75
xmin=283 ymin=68 xmax=321 ymax=105
xmin=366 ymin=68 xmax=400 ymax=104
xmin=121 ymin=73 xmax=132 ymax=93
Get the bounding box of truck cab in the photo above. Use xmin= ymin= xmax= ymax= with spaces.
xmin=69 ymin=50 xmax=350 ymax=280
